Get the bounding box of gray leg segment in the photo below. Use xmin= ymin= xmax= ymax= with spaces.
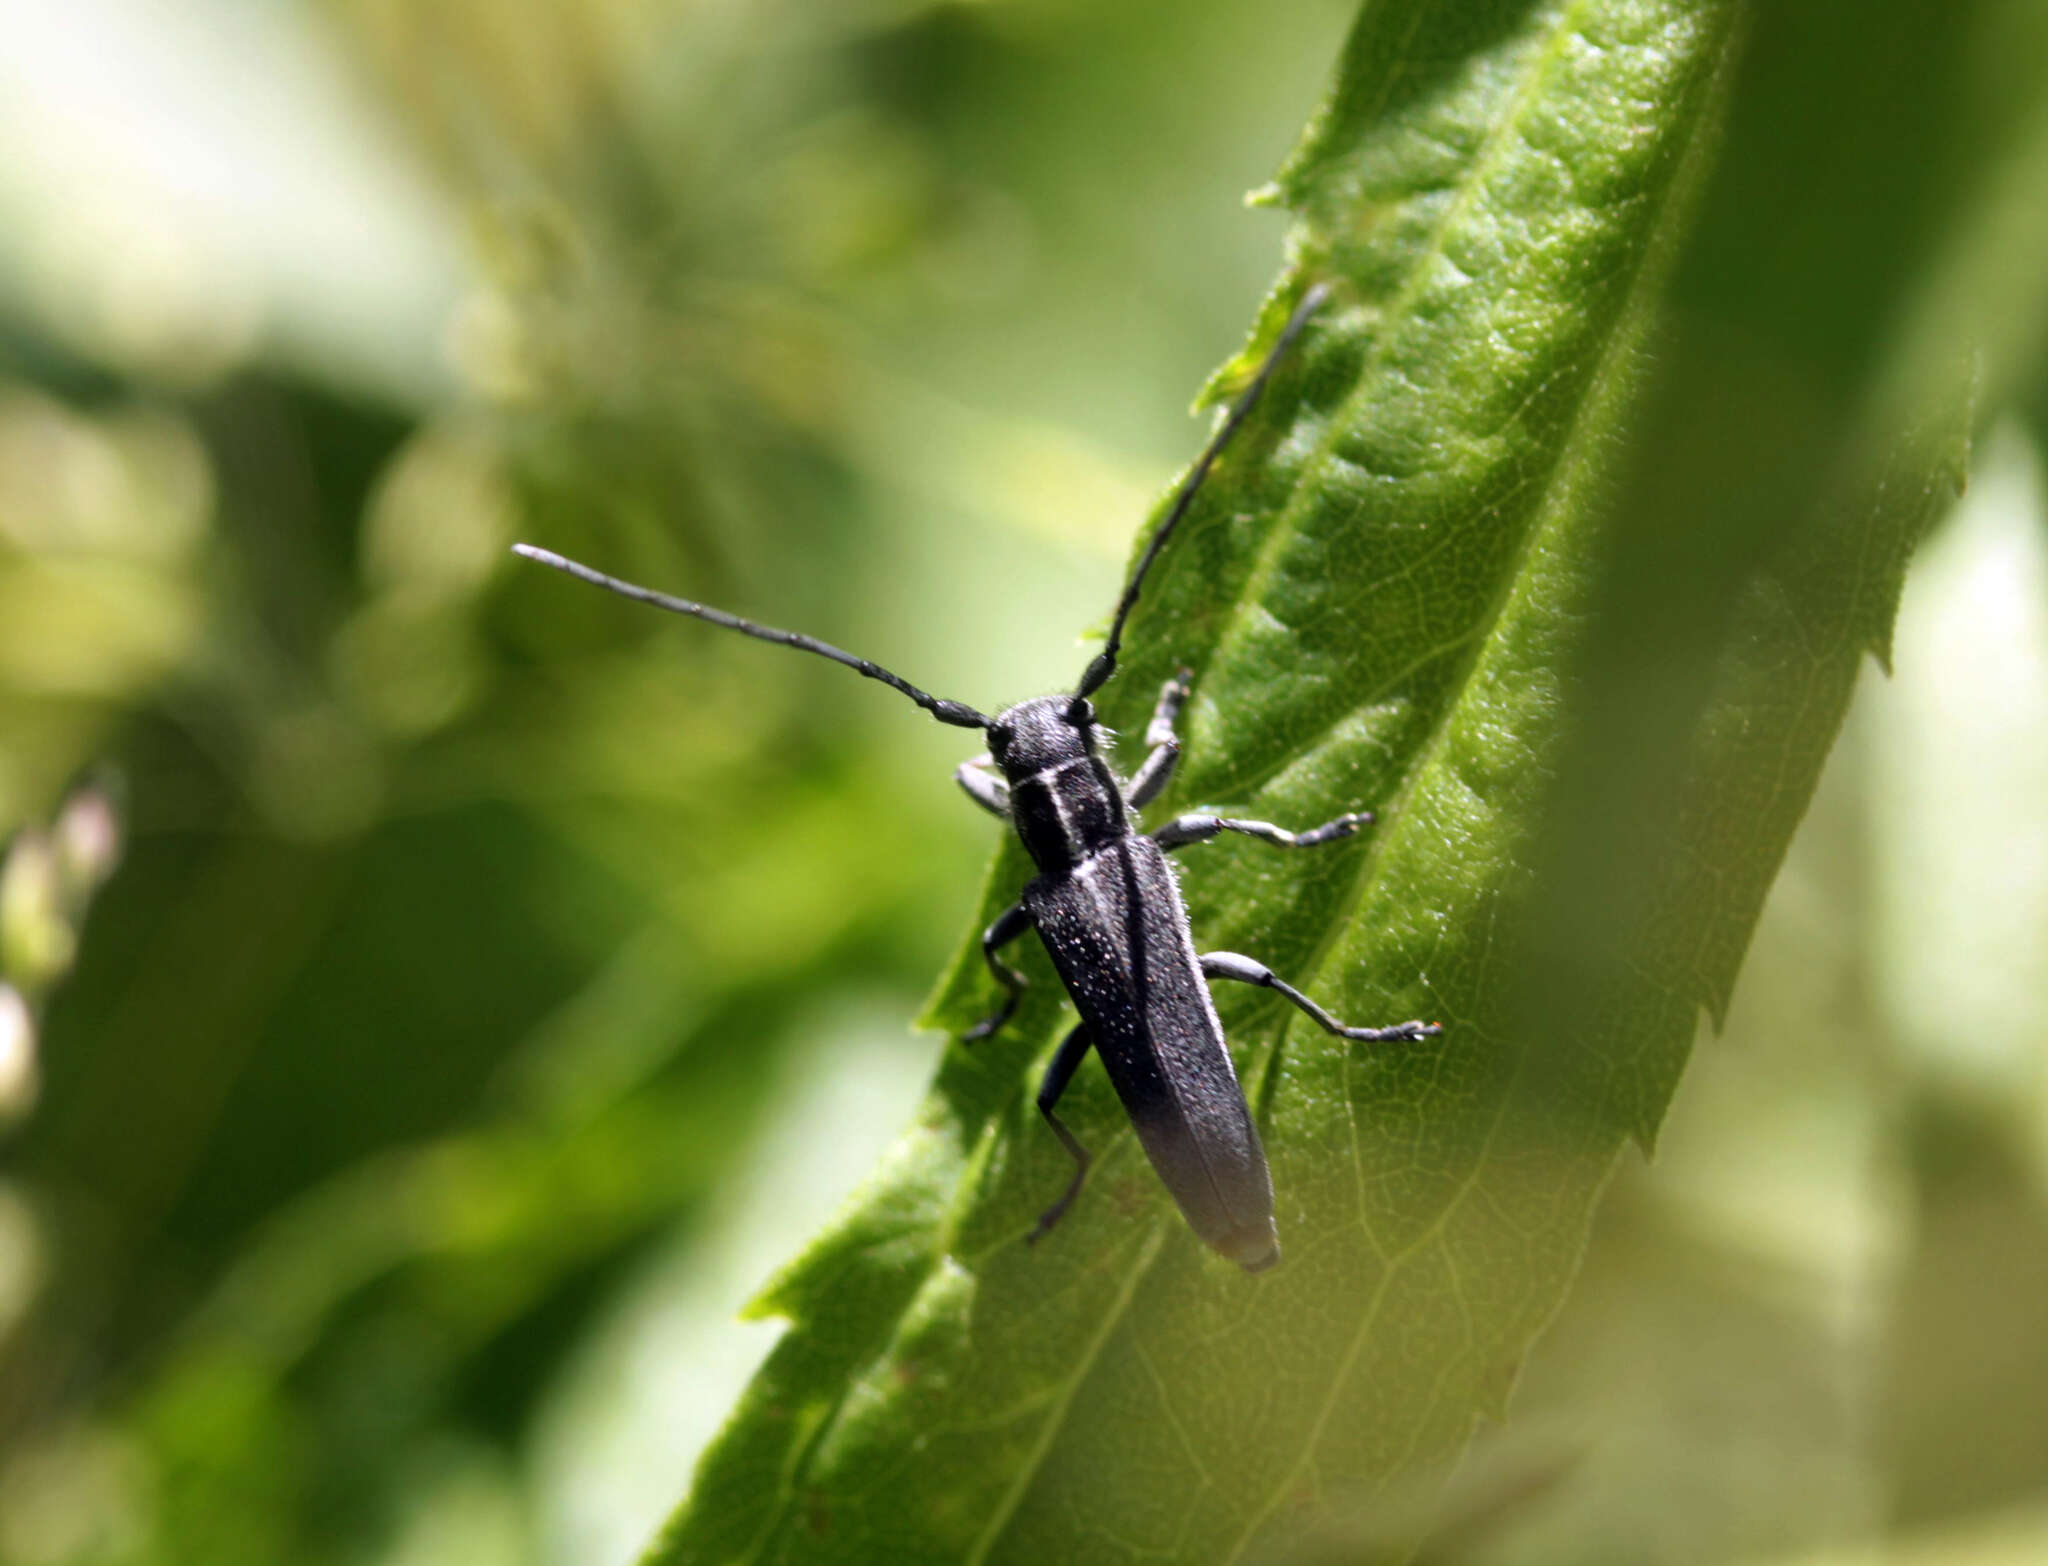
xmin=1153 ymin=809 xmax=1374 ymax=852
xmin=1028 ymin=1022 xmax=1095 ymax=1244
xmin=1124 ymin=668 xmax=1191 ymax=810
xmin=964 ymin=901 xmax=1032 ymax=1042
xmin=955 ymin=754 xmax=1010 ymax=818
xmin=1199 ymin=951 xmax=1441 ymax=1043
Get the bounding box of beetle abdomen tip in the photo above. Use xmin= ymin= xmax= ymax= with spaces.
xmin=1223 ymin=1224 xmax=1281 ymax=1273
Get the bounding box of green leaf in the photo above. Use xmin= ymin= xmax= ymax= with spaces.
xmin=648 ymin=2 xmax=1967 ymax=1562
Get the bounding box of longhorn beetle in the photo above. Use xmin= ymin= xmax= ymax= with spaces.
xmin=513 ymin=283 xmax=1440 ymax=1272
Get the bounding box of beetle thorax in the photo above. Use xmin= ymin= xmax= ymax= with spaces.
xmin=986 ymin=695 xmax=1128 ymax=872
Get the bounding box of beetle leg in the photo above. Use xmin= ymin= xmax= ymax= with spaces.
xmin=1153 ymin=809 xmax=1373 ymax=852
xmin=955 ymin=753 xmax=1010 ymax=817
xmin=1027 ymin=1022 xmax=1095 ymax=1245
xmin=1124 ymin=667 xmax=1191 ymax=809
xmin=963 ymin=901 xmax=1032 ymax=1042
xmin=1199 ymin=951 xmax=1441 ymax=1043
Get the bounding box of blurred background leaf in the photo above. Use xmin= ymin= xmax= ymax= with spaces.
xmin=0 ymin=1 xmax=2042 ymax=1565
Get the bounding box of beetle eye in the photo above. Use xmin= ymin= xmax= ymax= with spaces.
xmin=1065 ymin=698 xmax=1095 ymax=727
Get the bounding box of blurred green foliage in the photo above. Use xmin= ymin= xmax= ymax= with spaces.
xmin=0 ymin=1 xmax=2042 ymax=1565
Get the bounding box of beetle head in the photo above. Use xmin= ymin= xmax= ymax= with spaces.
xmin=986 ymin=694 xmax=1098 ymax=781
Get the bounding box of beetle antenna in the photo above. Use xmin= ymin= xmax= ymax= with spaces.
xmin=1072 ymin=281 xmax=1331 ymax=705
xmin=512 ymin=544 xmax=991 ymax=729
